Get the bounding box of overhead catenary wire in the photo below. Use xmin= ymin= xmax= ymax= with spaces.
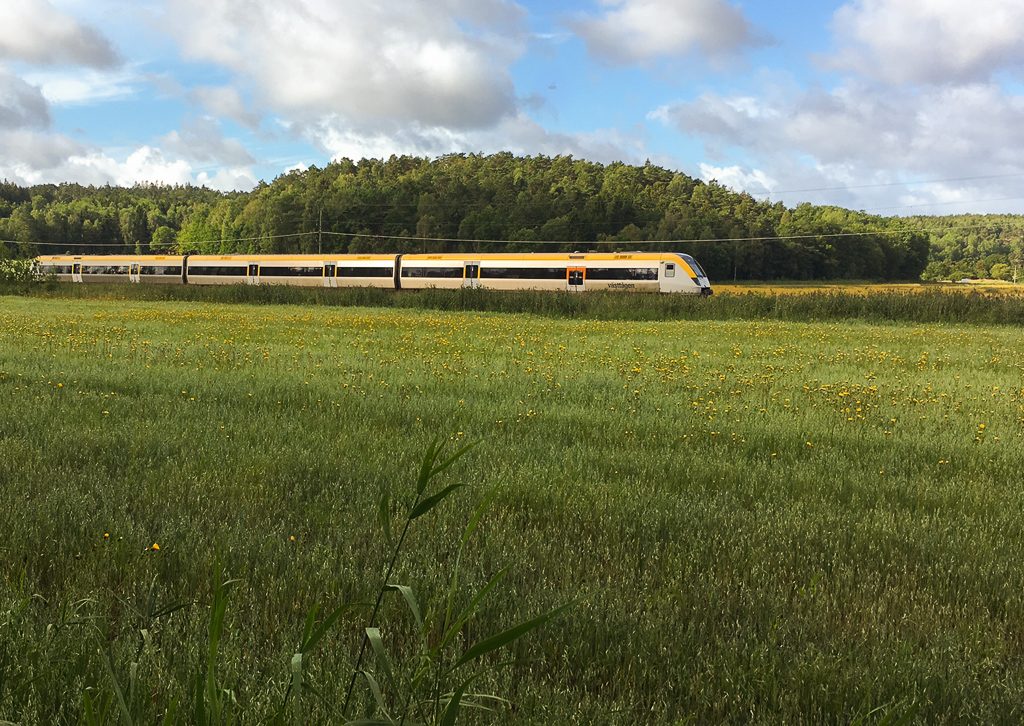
xmin=3 ymin=221 xmax=1006 ymax=252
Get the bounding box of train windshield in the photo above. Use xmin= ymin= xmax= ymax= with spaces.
xmin=679 ymin=254 xmax=707 ymax=278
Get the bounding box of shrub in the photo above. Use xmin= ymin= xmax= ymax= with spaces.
xmin=0 ymin=258 xmax=37 ymax=283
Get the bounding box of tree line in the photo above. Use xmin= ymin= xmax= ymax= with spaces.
xmin=0 ymin=152 xmax=987 ymax=282
xmin=909 ymin=215 xmax=1024 ymax=282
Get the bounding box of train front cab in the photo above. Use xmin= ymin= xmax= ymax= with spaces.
xmin=660 ymin=254 xmax=712 ymax=295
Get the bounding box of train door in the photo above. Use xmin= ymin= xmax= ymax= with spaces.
xmin=463 ymin=262 xmax=480 ymax=289
xmin=567 ymin=266 xmax=586 ymax=292
xmin=660 ymin=261 xmax=676 ymax=292
xmin=72 ymin=263 xmax=82 ymax=283
xmin=247 ymin=263 xmax=259 ymax=285
xmin=323 ymin=262 xmax=337 ymax=288
xmin=130 ymin=263 xmax=141 ymax=283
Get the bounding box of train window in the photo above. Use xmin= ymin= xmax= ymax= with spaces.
xmin=44 ymin=265 xmax=73 ymax=274
xmin=679 ymin=254 xmax=706 ymax=277
xmin=141 ymin=266 xmax=183 ymax=276
xmin=401 ymin=266 xmax=463 ymax=278
xmin=337 ymin=266 xmax=392 ymax=277
xmin=187 ymin=266 xmax=247 ymax=276
xmin=480 ymin=267 xmax=567 ymax=279
xmin=665 ymin=263 xmax=675 ymax=278
xmin=587 ymin=268 xmax=658 ymax=281
xmin=259 ymin=266 xmax=323 ymax=277
xmin=82 ymin=265 xmax=129 ymax=275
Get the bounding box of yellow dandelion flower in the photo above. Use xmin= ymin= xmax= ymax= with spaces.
xmin=150 ymin=543 xmax=160 ymax=551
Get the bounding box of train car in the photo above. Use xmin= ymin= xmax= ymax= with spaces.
xmin=184 ymin=254 xmax=398 ymax=288
xmin=399 ymin=252 xmax=712 ymax=294
xmin=33 ymin=251 xmax=712 ymax=294
xmin=332 ymin=255 xmax=397 ymax=289
xmin=36 ymin=255 xmax=186 ymax=284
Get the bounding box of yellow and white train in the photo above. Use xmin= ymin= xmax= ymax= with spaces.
xmin=34 ymin=252 xmax=713 ymax=294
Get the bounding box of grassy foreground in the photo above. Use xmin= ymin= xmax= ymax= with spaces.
xmin=1 ymin=295 xmax=1024 ymax=723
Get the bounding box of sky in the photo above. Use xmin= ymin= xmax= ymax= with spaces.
xmin=2 ymin=0 xmax=1024 ymax=214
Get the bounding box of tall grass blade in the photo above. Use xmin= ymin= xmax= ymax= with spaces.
xmin=290 ymin=652 xmax=304 ymax=726
xmin=438 ymin=672 xmax=485 ymax=726
xmin=384 ymin=585 xmax=423 ymax=630
xmin=100 ymin=648 xmax=135 ymax=726
xmin=301 ymin=602 xmax=358 ymax=653
xmin=416 ymin=439 xmax=440 ymax=495
xmin=300 ymin=603 xmax=320 ymax=652
xmin=425 ymin=442 xmax=479 ymax=484
xmin=359 ymin=670 xmax=393 ymax=722
xmin=378 ymin=490 xmax=394 ymax=549
xmin=440 ymin=566 xmax=510 ymax=650
xmin=409 ymin=484 xmax=465 ymax=520
xmin=453 ymin=601 xmax=574 ymax=669
xmin=365 ymin=627 xmax=397 ymax=691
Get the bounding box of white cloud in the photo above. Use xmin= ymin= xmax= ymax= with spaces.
xmin=0 ymin=66 xmax=50 ymax=128
xmin=650 ymin=93 xmax=781 ymax=149
xmin=644 ymin=0 xmax=1024 ymax=213
xmin=0 ymin=0 xmax=119 ymax=68
xmin=56 ymin=146 xmax=192 ymax=186
xmin=22 ymin=66 xmax=140 ymax=105
xmin=161 ymin=117 xmax=255 ymax=166
xmin=830 ymin=0 xmax=1024 ymax=84
xmin=0 ymin=130 xmax=257 ymax=191
xmin=196 ymin=166 xmax=257 ymax=192
xmin=301 ymin=112 xmax=647 ymax=167
xmin=1 ymin=141 xmax=183 ymax=186
xmin=0 ymin=129 xmax=84 ymax=172
xmin=570 ymin=0 xmax=762 ymax=65
xmin=663 ymin=83 xmax=1024 ymax=174
xmin=698 ymin=163 xmax=776 ymax=195
xmin=191 ymin=86 xmax=261 ymax=129
xmin=656 ymin=82 xmax=1024 ymax=212
xmin=165 ymin=0 xmax=525 ymax=130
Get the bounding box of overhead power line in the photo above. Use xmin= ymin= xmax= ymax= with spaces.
xmin=0 ymin=227 xmax=954 ymax=251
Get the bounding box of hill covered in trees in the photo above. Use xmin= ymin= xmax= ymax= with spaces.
xmin=2 ymin=153 xmax=1017 ymax=281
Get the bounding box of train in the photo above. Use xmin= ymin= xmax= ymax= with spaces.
xmin=34 ymin=251 xmax=713 ymax=294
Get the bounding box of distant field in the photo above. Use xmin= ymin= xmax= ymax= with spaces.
xmin=716 ymin=280 xmax=1024 ymax=295
xmin=2 ymin=295 xmax=1024 ymax=723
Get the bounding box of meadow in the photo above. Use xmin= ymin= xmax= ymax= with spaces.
xmin=2 ymin=291 xmax=1024 ymax=723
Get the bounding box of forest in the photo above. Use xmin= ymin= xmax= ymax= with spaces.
xmin=1 ymin=153 xmax=1018 ymax=281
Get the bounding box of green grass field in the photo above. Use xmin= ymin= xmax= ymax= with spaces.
xmin=2 ymin=292 xmax=1024 ymax=723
